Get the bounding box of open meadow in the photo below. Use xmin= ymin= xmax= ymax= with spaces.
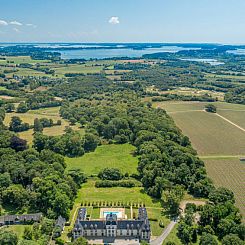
xmin=66 ymin=143 xmax=138 ymax=175
xmin=3 ymin=107 xmax=83 ymax=144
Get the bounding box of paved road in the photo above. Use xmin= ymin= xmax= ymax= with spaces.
xmin=150 ymin=220 xmax=177 ymax=245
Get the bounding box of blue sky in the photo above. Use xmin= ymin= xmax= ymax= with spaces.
xmin=0 ymin=0 xmax=245 ymax=43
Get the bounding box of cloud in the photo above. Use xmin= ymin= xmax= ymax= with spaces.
xmin=109 ymin=16 xmax=120 ymax=25
xmin=13 ymin=27 xmax=20 ymax=33
xmin=0 ymin=20 xmax=8 ymax=26
xmin=9 ymin=21 xmax=23 ymax=26
xmin=26 ymin=23 xmax=37 ymax=28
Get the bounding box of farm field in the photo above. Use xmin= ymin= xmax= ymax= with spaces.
xmin=65 ymin=143 xmax=138 ymax=175
xmin=53 ymin=64 xmax=103 ymax=76
xmin=204 ymin=158 xmax=245 ymax=218
xmin=154 ymin=100 xmax=245 ymax=220
xmin=218 ymin=110 xmax=245 ymax=129
xmin=167 ymin=111 xmax=244 ymax=155
xmin=155 ymin=101 xmax=245 ymax=156
xmin=0 ymin=55 xmax=49 ymax=64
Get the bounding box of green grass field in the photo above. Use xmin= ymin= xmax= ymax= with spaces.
xmin=65 ymin=144 xmax=138 ymax=175
xmin=77 ymin=179 xmax=161 ymax=207
xmin=53 ymin=64 xmax=103 ymax=76
xmin=0 ymin=56 xmax=49 ymax=64
xmin=3 ymin=225 xmax=32 ymax=239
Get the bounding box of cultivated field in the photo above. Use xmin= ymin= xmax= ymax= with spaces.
xmin=204 ymin=158 xmax=245 ymax=217
xmin=155 ymin=101 xmax=245 ymax=156
xmin=66 ymin=143 xmax=138 ymax=175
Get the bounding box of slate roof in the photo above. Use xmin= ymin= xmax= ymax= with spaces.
xmin=73 ymin=208 xmax=150 ymax=232
xmin=0 ymin=213 xmax=42 ymax=224
xmin=55 ymin=216 xmax=66 ymax=229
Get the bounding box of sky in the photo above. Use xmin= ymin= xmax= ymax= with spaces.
xmin=0 ymin=0 xmax=245 ymax=43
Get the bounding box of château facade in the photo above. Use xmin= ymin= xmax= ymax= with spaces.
xmin=73 ymin=207 xmax=151 ymax=243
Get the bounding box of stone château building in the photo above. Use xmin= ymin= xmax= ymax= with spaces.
xmin=73 ymin=207 xmax=151 ymax=243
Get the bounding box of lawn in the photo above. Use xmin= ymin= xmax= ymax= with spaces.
xmin=204 ymin=158 xmax=245 ymax=218
xmin=76 ymin=179 xmax=161 ymax=208
xmin=65 ymin=144 xmax=139 ymax=175
xmin=3 ymin=225 xmax=32 ymax=239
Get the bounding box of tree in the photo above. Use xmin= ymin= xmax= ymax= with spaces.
xmin=209 ymin=187 xmax=235 ymax=204
xmin=205 ymin=104 xmax=217 ymax=113
xmin=4 ymin=103 xmax=15 ymax=113
xmin=2 ymin=184 xmax=28 ymax=209
xmin=10 ymin=136 xmax=28 ymax=152
xmin=221 ymin=234 xmax=244 ymax=245
xmin=33 ymin=118 xmax=43 ymax=133
xmin=0 ymin=230 xmax=18 ymax=245
xmin=0 ymin=172 xmax=12 ymax=188
xmin=84 ymin=133 xmax=99 ymax=152
xmin=199 ymin=233 xmax=218 ymax=245
xmin=98 ymin=168 xmax=123 ymax=181
xmin=163 ymin=185 xmax=185 ymax=216
xmin=56 ymin=120 xmax=62 ymax=125
xmin=40 ymin=218 xmax=54 ymax=236
xmin=9 ymin=116 xmax=30 ymax=132
xmin=72 ymin=237 xmax=88 ymax=245
xmin=52 ymin=192 xmax=70 ymax=219
xmin=23 ymin=226 xmax=33 ymax=240
xmin=9 ymin=116 xmax=22 ymax=132
xmin=17 ymin=102 xmax=29 ymax=113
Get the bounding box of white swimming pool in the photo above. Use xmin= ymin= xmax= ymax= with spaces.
xmin=103 ymin=211 xmax=123 ymax=219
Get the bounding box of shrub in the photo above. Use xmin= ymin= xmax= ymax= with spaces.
xmin=95 ymin=180 xmax=140 ymax=188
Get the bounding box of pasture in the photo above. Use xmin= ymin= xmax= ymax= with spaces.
xmin=65 ymin=143 xmax=138 ymax=175
xmin=4 ymin=107 xmax=83 ymax=143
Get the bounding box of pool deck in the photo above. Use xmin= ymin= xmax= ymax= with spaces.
xmin=100 ymin=208 xmax=126 ymax=219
